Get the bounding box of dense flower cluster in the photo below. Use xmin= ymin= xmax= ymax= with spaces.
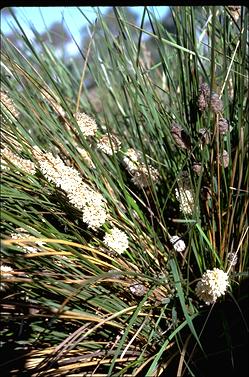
xmin=218 ymin=118 xmax=229 ymax=135
xmin=33 ymin=147 xmax=108 ymax=229
xmin=170 ymin=235 xmax=186 ymax=252
xmin=175 ymin=187 xmax=194 ymax=215
xmin=210 ymin=93 xmax=223 ymax=114
xmin=131 ymin=165 xmax=160 ymax=188
xmin=192 ymin=162 xmax=202 ymax=175
xmin=195 ymin=268 xmax=229 ymax=305
xmin=227 ymin=252 xmax=238 ymax=267
xmin=129 ymin=283 xmax=147 ymax=297
xmin=228 ymin=6 xmax=241 ymax=22
xmin=33 ymin=147 xmax=82 ymax=190
xmin=1 ymin=147 xmax=36 ymax=174
xmin=0 ymin=265 xmax=14 ymax=291
xmin=171 ymin=122 xmax=191 ymax=150
xmin=219 ymin=150 xmax=229 ymax=168
xmin=123 ymin=148 xmax=142 ymax=172
xmin=97 ymin=134 xmax=121 ymax=155
xmin=103 ymin=226 xmax=129 ymax=254
xmin=123 ymin=148 xmax=160 ymax=188
xmin=197 ymin=83 xmax=223 ymax=114
xmin=198 ymin=128 xmax=210 ymax=145
xmin=74 ymin=112 xmax=98 ymax=137
xmin=0 ymin=90 xmax=20 ymax=119
xmin=197 ymin=83 xmax=210 ymax=112
xmin=10 ymin=227 xmax=44 ymax=253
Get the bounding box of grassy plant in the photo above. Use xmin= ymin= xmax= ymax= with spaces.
xmin=1 ymin=6 xmax=248 ymax=376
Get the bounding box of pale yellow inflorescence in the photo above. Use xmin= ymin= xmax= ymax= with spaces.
xmin=0 ymin=265 xmax=14 ymax=291
xmin=74 ymin=112 xmax=98 ymax=137
xmin=123 ymin=148 xmax=142 ymax=172
xmin=219 ymin=150 xmax=229 ymax=169
xmin=103 ymin=226 xmax=129 ymax=254
xmin=228 ymin=6 xmax=241 ymax=22
xmin=131 ymin=165 xmax=160 ymax=188
xmin=97 ymin=134 xmax=121 ymax=155
xmin=0 ymin=91 xmax=20 ymax=119
xmin=123 ymin=148 xmax=160 ymax=188
xmin=33 ymin=146 xmax=108 ymax=229
xmin=175 ymin=187 xmax=195 ymax=215
xmin=10 ymin=227 xmax=44 ymax=253
xmin=1 ymin=147 xmax=36 ymax=175
xmin=195 ymin=268 xmax=229 ymax=305
xmin=170 ymin=235 xmax=186 ymax=252
xmin=129 ymin=283 xmax=147 ymax=297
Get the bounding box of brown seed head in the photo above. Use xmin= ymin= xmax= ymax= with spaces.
xmin=171 ymin=122 xmax=191 ymax=150
xmin=218 ymin=118 xmax=229 ymax=135
xmin=199 ymin=128 xmax=211 ymax=145
xmin=210 ymin=93 xmax=223 ymax=114
xmin=1 ymin=91 xmax=20 ymax=119
xmin=199 ymin=83 xmax=210 ymax=99
xmin=129 ymin=283 xmax=148 ymax=297
xmin=228 ymin=6 xmax=241 ymax=22
xmin=198 ymin=92 xmax=207 ymax=112
xmin=219 ymin=150 xmax=229 ymax=168
xmin=192 ymin=163 xmax=202 ymax=175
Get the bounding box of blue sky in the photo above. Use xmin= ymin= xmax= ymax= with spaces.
xmin=1 ymin=7 xmax=169 ymax=46
xmin=1 ymin=6 xmax=169 ymax=55
xmin=1 ymin=6 xmax=168 ymax=55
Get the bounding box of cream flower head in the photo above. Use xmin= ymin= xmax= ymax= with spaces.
xmin=74 ymin=112 xmax=98 ymax=137
xmin=170 ymin=235 xmax=186 ymax=252
xmin=103 ymin=226 xmax=129 ymax=254
xmin=175 ymin=187 xmax=194 ymax=215
xmin=123 ymin=148 xmax=160 ymax=188
xmin=0 ymin=265 xmax=14 ymax=291
xmin=97 ymin=134 xmax=121 ymax=155
xmin=195 ymin=268 xmax=229 ymax=305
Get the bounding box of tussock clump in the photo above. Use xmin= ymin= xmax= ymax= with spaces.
xmin=1 ymin=6 xmax=247 ymax=376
